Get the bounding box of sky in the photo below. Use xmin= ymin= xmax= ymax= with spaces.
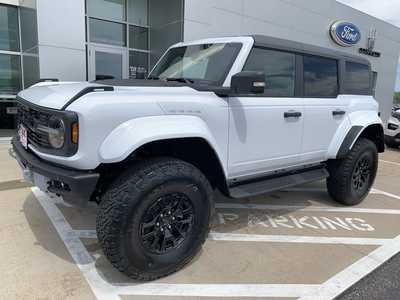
xmin=336 ymin=0 xmax=400 ymax=91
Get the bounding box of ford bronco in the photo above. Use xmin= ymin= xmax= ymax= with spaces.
xmin=12 ymin=36 xmax=384 ymax=280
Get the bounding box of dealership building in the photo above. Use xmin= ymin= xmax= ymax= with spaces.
xmin=1 ymin=0 xmax=400 ymax=135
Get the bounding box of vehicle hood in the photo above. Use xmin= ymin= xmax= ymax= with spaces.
xmin=18 ymin=82 xmax=104 ymax=110
xmin=17 ymin=79 xmax=197 ymax=110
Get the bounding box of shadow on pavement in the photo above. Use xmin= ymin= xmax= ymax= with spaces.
xmin=23 ymin=192 xmax=76 ymax=264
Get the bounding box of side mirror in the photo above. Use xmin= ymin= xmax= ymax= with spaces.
xmin=231 ymin=71 xmax=265 ymax=95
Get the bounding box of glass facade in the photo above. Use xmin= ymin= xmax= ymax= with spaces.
xmin=0 ymin=3 xmax=39 ymax=133
xmin=0 ymin=5 xmax=19 ymax=52
xmin=128 ymin=0 xmax=148 ymax=26
xmin=86 ymin=0 xmax=183 ymax=80
xmin=0 ymin=53 xmax=21 ymax=94
xmin=89 ymin=18 xmax=127 ymax=46
xmin=87 ymin=0 xmax=126 ymax=21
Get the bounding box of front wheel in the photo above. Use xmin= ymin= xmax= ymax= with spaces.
xmin=327 ymin=138 xmax=378 ymax=206
xmin=96 ymin=158 xmax=213 ymax=281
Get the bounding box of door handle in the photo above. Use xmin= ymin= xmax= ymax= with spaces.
xmin=284 ymin=111 xmax=302 ymax=118
xmin=332 ymin=110 xmax=346 ymax=116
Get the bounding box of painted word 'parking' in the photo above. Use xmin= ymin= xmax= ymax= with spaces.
xmin=218 ymin=213 xmax=375 ymax=231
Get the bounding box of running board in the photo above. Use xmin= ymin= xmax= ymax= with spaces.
xmin=229 ymin=167 xmax=329 ymax=199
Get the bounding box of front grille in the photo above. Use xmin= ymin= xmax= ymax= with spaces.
xmin=17 ymin=100 xmax=52 ymax=149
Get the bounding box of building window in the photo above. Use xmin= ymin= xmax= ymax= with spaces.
xmin=89 ymin=18 xmax=127 ymax=46
xmin=96 ymin=51 xmax=123 ymax=80
xmin=20 ymin=6 xmax=39 ymax=52
xmin=85 ymin=0 xmax=184 ymax=80
xmin=22 ymin=54 xmax=40 ymax=88
xmin=0 ymin=5 xmax=20 ymax=52
xmin=129 ymin=25 xmax=148 ymax=50
xmin=244 ymin=47 xmax=296 ymax=97
xmin=128 ymin=0 xmax=148 ymax=26
xmin=303 ymin=55 xmax=338 ymax=98
xmin=372 ymin=71 xmax=378 ymax=97
xmin=0 ymin=53 xmax=22 ymax=94
xmin=345 ymin=62 xmax=371 ymax=95
xmin=129 ymin=50 xmax=148 ymax=79
xmin=87 ymin=0 xmax=126 ymax=21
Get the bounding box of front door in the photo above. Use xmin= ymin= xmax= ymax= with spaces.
xmin=228 ymin=47 xmax=304 ymax=180
xmin=89 ymin=45 xmax=128 ymax=81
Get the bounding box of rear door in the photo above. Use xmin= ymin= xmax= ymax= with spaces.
xmin=300 ymin=55 xmax=349 ymax=164
xmin=228 ymin=47 xmax=304 ymax=179
xmin=300 ymin=59 xmax=373 ymax=164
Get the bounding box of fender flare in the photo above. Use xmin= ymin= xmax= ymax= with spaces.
xmin=98 ymin=115 xmax=227 ymax=173
xmin=328 ymin=111 xmax=384 ymax=159
xmin=336 ymin=126 xmax=364 ymax=158
xmin=335 ymin=122 xmax=384 ymax=159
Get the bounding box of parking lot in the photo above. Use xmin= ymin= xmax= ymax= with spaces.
xmin=1 ymin=141 xmax=400 ymax=299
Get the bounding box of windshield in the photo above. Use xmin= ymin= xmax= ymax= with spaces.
xmin=149 ymin=43 xmax=242 ymax=85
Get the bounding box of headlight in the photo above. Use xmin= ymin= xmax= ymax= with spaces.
xmin=48 ymin=116 xmax=65 ymax=149
xmin=388 ymin=123 xmax=399 ymax=131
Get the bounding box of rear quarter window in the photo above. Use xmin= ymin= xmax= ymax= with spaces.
xmin=344 ymin=62 xmax=372 ymax=95
xmin=303 ymin=55 xmax=339 ymax=98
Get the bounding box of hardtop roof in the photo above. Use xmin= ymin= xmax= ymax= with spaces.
xmin=251 ymin=35 xmax=370 ymax=66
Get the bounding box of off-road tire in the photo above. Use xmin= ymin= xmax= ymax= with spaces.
xmin=327 ymin=138 xmax=378 ymax=206
xmin=96 ymin=157 xmax=214 ymax=281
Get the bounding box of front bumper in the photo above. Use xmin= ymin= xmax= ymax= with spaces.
xmin=12 ymin=137 xmax=99 ymax=207
xmin=385 ymin=133 xmax=400 ymax=146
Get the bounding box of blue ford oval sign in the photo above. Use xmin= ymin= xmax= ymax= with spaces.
xmin=330 ymin=21 xmax=361 ymax=47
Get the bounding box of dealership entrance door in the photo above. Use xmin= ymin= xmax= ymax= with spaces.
xmin=89 ymin=45 xmax=128 ymax=81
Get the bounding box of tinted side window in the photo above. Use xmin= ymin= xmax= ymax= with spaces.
xmin=345 ymin=62 xmax=371 ymax=95
xmin=371 ymin=71 xmax=378 ymax=97
xmin=303 ymin=56 xmax=338 ymax=98
xmin=243 ymin=48 xmax=295 ymax=97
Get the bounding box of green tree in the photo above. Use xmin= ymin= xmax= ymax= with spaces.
xmin=395 ymin=92 xmax=400 ymax=104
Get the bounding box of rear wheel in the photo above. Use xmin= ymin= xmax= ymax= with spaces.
xmin=96 ymin=158 xmax=213 ymax=281
xmin=327 ymin=138 xmax=378 ymax=206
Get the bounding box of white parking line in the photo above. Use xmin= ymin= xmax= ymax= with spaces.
xmin=75 ymin=229 xmax=390 ymax=246
xmin=0 ymin=137 xmax=11 ymax=145
xmin=33 ymin=186 xmax=400 ymax=299
xmin=216 ymin=202 xmax=400 ymax=215
xmin=115 ymin=283 xmax=319 ymax=298
xmin=32 ymin=188 xmax=120 ymax=300
xmin=372 ymin=188 xmax=400 ymax=201
xmin=380 ymin=159 xmax=400 ymax=167
xmin=300 ymin=234 xmax=400 ymax=299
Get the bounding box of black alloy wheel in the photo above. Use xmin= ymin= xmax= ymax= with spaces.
xmin=139 ymin=192 xmax=195 ymax=254
xmin=351 ymin=155 xmax=372 ymax=193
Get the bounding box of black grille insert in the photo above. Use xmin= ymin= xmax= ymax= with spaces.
xmin=16 ymin=97 xmax=79 ymax=157
xmin=18 ymin=101 xmax=52 ymax=149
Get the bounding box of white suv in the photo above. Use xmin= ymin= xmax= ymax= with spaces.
xmin=13 ymin=36 xmax=384 ymax=280
xmin=385 ymin=108 xmax=400 ymax=148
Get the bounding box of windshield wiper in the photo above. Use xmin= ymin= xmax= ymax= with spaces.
xmin=165 ymin=77 xmax=195 ymax=84
xmin=147 ymin=76 xmax=159 ymax=80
